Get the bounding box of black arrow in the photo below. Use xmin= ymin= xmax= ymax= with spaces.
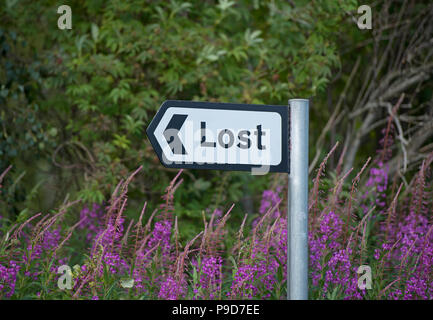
xmin=163 ymin=114 xmax=188 ymax=155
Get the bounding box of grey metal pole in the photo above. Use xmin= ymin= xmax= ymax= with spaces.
xmin=287 ymin=99 xmax=309 ymax=300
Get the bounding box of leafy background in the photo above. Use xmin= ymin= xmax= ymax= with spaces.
xmin=1 ymin=0 xmax=364 ymax=238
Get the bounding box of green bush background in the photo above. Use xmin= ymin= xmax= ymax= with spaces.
xmin=0 ymin=0 xmax=400 ymax=240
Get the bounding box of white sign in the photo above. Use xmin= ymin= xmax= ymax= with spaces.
xmin=146 ymin=100 xmax=289 ymax=172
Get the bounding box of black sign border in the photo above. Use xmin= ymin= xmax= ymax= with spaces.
xmin=146 ymin=100 xmax=289 ymax=173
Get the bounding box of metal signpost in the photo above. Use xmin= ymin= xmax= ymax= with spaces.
xmin=147 ymin=99 xmax=309 ymax=300
xmin=287 ymin=99 xmax=309 ymax=300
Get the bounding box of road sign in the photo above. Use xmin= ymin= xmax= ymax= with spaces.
xmin=146 ymin=98 xmax=309 ymax=300
xmin=146 ymin=100 xmax=289 ymax=173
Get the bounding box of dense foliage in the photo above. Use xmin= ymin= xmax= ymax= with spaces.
xmin=1 ymin=0 xmax=359 ymax=230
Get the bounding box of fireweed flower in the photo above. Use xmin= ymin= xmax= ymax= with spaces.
xmin=309 ymin=211 xmax=363 ymax=299
xmin=147 ymin=220 xmax=171 ymax=257
xmin=90 ymin=216 xmax=129 ymax=276
xmin=229 ymin=213 xmax=286 ymax=299
xmin=132 ymin=252 xmax=149 ymax=294
xmin=251 ymin=188 xmax=282 ymax=229
xmin=131 ymin=218 xmax=174 ymax=296
xmin=192 ymin=255 xmax=223 ymax=299
xmin=71 ymin=211 xmax=131 ymax=298
xmin=387 ymin=211 xmax=433 ymax=299
xmin=0 ymin=216 xmax=68 ymax=298
xmin=2 ymin=156 xmax=432 ymax=300
xmin=259 ymin=189 xmax=282 ymax=216
xmin=0 ymin=261 xmax=20 ymax=298
xmin=229 ymin=256 xmax=279 ymax=299
xmin=79 ymin=203 xmax=105 ymax=242
xmin=19 ymin=227 xmax=66 ymax=284
xmin=158 ymin=276 xmax=186 ymax=300
xmin=360 ymin=161 xmax=389 ymax=219
xmin=23 ymin=227 xmax=62 ymax=263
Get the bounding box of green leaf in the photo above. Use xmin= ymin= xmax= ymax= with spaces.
xmin=91 ymin=23 xmax=99 ymax=43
